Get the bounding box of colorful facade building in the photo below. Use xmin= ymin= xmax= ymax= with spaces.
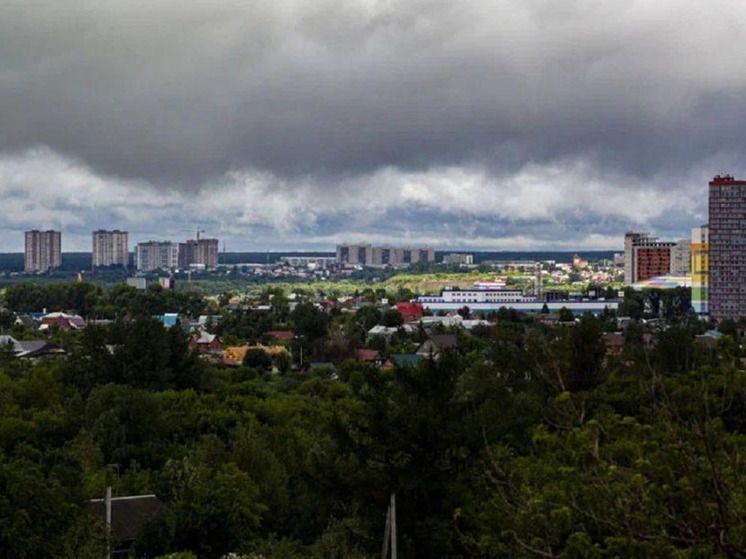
xmin=691 ymin=225 xmax=709 ymax=315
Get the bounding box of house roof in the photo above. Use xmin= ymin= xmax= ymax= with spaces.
xmin=88 ymin=494 xmax=166 ymax=542
xmin=354 ymin=349 xmax=380 ymax=361
xmin=193 ymin=332 xmax=218 ymax=345
xmin=40 ymin=312 xmax=86 ymax=330
xmin=368 ymin=325 xmax=400 ymax=336
xmin=429 ymin=334 xmax=459 ymax=349
xmin=0 ymin=336 xmax=58 ymax=358
xmin=154 ymin=313 xmax=179 ymax=328
xmin=391 ymin=354 xmax=424 ymax=367
xmin=269 ymin=330 xmax=295 ymax=341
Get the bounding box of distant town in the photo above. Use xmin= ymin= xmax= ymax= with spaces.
xmin=5 ymin=175 xmax=733 ymax=322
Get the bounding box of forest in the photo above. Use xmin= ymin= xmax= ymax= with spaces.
xmin=0 ymin=282 xmax=744 ymax=558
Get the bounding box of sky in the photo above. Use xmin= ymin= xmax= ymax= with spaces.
xmin=2 ymin=0 xmax=745 ymax=251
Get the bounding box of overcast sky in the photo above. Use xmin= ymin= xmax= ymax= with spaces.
xmin=1 ymin=0 xmax=744 ymax=251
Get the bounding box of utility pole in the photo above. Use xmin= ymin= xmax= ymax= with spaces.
xmin=105 ymin=486 xmax=112 ymax=559
xmin=381 ymin=493 xmax=397 ymax=559
xmin=391 ymin=493 xmax=397 ymax=559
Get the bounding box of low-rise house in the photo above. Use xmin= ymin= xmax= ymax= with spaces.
xmin=190 ymin=331 xmax=223 ymax=353
xmin=367 ymin=325 xmax=400 ymax=340
xmin=354 ymin=348 xmax=383 ymax=366
xmin=198 ymin=315 xmax=223 ymax=328
xmin=153 ymin=313 xmax=179 ymax=328
xmin=396 ymin=302 xmax=424 ymax=323
xmin=88 ymin=494 xmax=166 ymax=557
xmin=269 ymin=330 xmax=295 ymax=342
xmin=381 ymin=354 xmax=425 ymax=370
xmin=461 ymin=319 xmax=491 ymax=331
xmin=419 ymin=315 xmax=463 ymax=329
xmin=416 ymin=334 xmax=459 ymax=360
xmin=0 ymin=335 xmax=65 ymax=358
xmin=40 ymin=312 xmax=86 ymax=331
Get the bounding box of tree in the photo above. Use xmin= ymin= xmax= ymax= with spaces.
xmin=564 ymin=314 xmax=605 ymax=391
xmin=291 ymin=302 xmax=329 ymax=342
xmin=355 ymin=306 xmax=381 ymax=332
xmin=558 ymin=306 xmax=575 ymax=322
xmin=380 ymin=308 xmax=404 ymax=328
xmin=164 ymin=456 xmax=265 ymax=558
xmin=243 ymin=348 xmax=272 ymax=371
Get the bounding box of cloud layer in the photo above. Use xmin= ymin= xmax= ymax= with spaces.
xmin=2 ymin=1 xmax=744 ymax=250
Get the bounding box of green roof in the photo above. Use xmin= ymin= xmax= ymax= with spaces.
xmin=391 ymin=354 xmax=424 ymax=367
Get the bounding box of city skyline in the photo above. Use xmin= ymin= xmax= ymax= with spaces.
xmin=2 ymin=2 xmax=746 ymax=250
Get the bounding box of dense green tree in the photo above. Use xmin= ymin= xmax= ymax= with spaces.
xmin=380 ymin=308 xmax=404 ymax=327
xmin=243 ymin=348 xmax=272 ymax=370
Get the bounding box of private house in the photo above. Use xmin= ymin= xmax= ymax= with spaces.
xmin=39 ymin=312 xmax=86 ymax=331
xmin=396 ymin=301 xmax=424 ymax=323
xmin=268 ymin=330 xmax=295 ymax=342
xmin=190 ymin=331 xmax=222 ymax=353
xmin=416 ymin=334 xmax=459 ymax=360
xmin=153 ymin=313 xmax=179 ymax=328
xmin=88 ymin=494 xmax=166 ymax=557
xmin=381 ymin=354 xmax=425 ymax=370
xmin=354 ymin=348 xmax=383 ymax=366
xmin=0 ymin=335 xmax=65 ymax=358
xmin=367 ymin=324 xmax=416 ymax=341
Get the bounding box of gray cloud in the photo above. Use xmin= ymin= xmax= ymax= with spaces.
xmin=1 ymin=1 xmax=744 ymax=248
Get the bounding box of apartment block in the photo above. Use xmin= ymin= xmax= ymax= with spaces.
xmin=24 ymin=230 xmax=61 ymax=273
xmin=336 ymin=243 xmax=435 ymax=267
xmin=623 ymin=232 xmax=690 ymax=285
xmin=135 ymin=241 xmax=179 ymax=272
xmin=92 ymin=230 xmax=129 ymax=268
xmin=708 ymin=174 xmax=746 ymax=320
xmin=178 ymin=238 xmax=219 ymax=269
xmin=442 ymin=253 xmax=474 ymax=265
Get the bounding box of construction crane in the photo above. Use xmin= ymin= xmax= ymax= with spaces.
xmin=181 ymin=227 xmax=206 ymax=241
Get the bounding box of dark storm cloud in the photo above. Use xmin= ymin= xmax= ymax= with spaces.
xmin=1 ymin=1 xmax=745 ymax=250
xmin=3 ymin=0 xmax=746 ymax=188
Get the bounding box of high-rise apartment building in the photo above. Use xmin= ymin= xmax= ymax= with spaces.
xmin=691 ymin=225 xmax=709 ymax=315
xmin=623 ymin=232 xmax=690 ymax=285
xmin=135 ymin=241 xmax=179 ymax=272
xmin=336 ymin=243 xmax=435 ymax=267
xmin=92 ymin=230 xmax=129 ymax=268
xmin=24 ymin=230 xmax=61 ymax=273
xmin=708 ymin=174 xmax=746 ymax=320
xmin=178 ymin=238 xmax=219 ymax=269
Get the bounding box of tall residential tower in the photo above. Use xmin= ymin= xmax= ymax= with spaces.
xmin=24 ymin=230 xmax=61 ymax=273
xmin=92 ymin=230 xmax=129 ymax=268
xmin=708 ymin=174 xmax=746 ymax=320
